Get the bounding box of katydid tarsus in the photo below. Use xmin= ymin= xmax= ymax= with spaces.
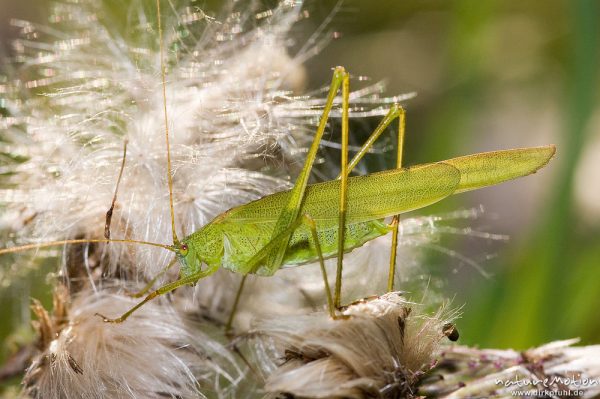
xmin=0 ymin=0 xmax=556 ymax=330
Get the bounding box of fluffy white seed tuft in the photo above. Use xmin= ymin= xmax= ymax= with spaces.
xmin=248 ymin=292 xmax=458 ymax=398
xmin=24 ymin=286 xmax=243 ymax=399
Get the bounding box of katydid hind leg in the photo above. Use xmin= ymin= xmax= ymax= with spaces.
xmin=221 ymin=69 xmax=348 ymax=339
xmin=336 ymin=104 xmax=403 ymax=179
xmin=265 ymin=67 xmax=348 ymax=274
xmin=224 ymin=68 xmax=346 ymax=326
xmin=333 ymin=104 xmax=406 ymax=304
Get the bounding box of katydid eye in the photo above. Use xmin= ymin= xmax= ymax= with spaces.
xmin=180 ymin=244 xmax=189 ymax=255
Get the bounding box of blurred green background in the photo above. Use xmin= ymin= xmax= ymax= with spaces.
xmin=0 ymin=0 xmax=598 ymax=376
xmin=298 ymin=0 xmax=600 ymax=349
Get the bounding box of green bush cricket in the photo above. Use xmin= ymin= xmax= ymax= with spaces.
xmin=0 ymin=0 xmax=556 ymax=330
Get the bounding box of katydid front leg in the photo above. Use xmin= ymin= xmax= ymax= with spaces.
xmin=127 ymin=257 xmax=178 ymax=298
xmin=96 ymin=264 xmax=219 ymax=323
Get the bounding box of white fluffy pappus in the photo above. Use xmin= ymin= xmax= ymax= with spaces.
xmin=24 ymin=285 xmax=243 ymax=399
xmin=1 ymin=1 xmax=483 ymax=397
xmin=0 ymin=0 xmax=412 ymax=286
xmin=1 ymin=0 xmax=312 ymax=282
xmin=246 ymin=292 xmax=459 ymax=398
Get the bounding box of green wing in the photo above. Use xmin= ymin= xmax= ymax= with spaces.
xmin=442 ymin=145 xmax=556 ymax=194
xmin=305 ymin=162 xmax=461 ymax=224
xmin=222 ymin=145 xmax=555 ymax=227
xmin=225 ymin=163 xmax=461 ymax=225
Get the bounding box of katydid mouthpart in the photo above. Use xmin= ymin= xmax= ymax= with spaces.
xmin=0 ymin=0 xmax=556 ymax=330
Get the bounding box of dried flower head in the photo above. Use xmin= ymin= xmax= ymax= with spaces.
xmin=423 ymin=339 xmax=600 ymax=398
xmin=23 ymin=284 xmax=243 ymax=399
xmin=248 ymin=292 xmax=459 ymax=398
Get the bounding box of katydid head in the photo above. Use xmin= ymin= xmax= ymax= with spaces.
xmin=174 ymin=241 xmax=202 ymax=278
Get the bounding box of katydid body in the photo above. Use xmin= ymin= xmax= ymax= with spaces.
xmin=0 ymin=61 xmax=555 ymax=326
xmin=177 ymin=146 xmax=555 ymax=279
xmin=181 ymin=163 xmax=460 ymax=277
xmin=0 ymin=2 xmax=557 ymax=326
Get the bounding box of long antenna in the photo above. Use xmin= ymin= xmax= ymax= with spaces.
xmin=0 ymin=239 xmax=175 ymax=256
xmin=156 ymin=0 xmax=179 ymax=246
xmin=0 ymin=4 xmax=181 ymax=259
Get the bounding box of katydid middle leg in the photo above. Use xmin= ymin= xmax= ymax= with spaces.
xmin=225 ymin=275 xmax=247 ymax=333
xmin=224 ymin=67 xmax=349 ymax=329
xmin=224 ymin=213 xmax=335 ymax=333
xmin=333 ymin=104 xmax=406 ymax=305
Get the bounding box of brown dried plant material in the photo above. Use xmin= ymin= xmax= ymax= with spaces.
xmin=422 ymin=339 xmax=600 ymax=398
xmin=247 ymin=294 xmax=600 ymax=399
xmin=23 ymin=286 xmax=244 ymax=399
xmin=248 ymin=293 xmax=457 ymax=398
